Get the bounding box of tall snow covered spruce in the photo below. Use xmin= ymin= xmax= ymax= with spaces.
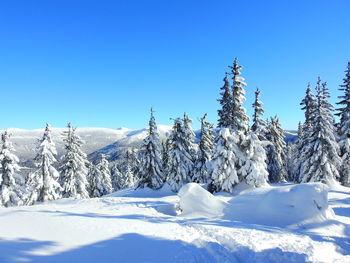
xmin=210 ymin=58 xmax=268 ymax=192
xmin=251 ymin=88 xmax=267 ymax=139
xmin=89 ymin=154 xmax=113 ymax=197
xmin=229 ymin=58 xmax=249 ymax=133
xmin=217 ymin=74 xmax=233 ymax=128
xmin=266 ymin=117 xmax=287 ymax=183
xmin=336 ymin=61 xmax=350 ymax=186
xmin=60 ymin=123 xmax=90 ymax=199
xmin=295 ymin=84 xmax=318 ymax=183
xmin=26 ymin=124 xmax=62 ymax=205
xmin=166 ymin=117 xmax=194 ymax=192
xmin=138 ymin=108 xmax=164 ymax=189
xmin=0 ymin=131 xmax=23 ymax=207
xmin=300 ymin=79 xmax=341 ymax=185
xmin=193 ymin=113 xmax=214 ymax=183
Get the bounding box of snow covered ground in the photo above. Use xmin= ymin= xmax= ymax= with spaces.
xmin=0 ymin=183 xmax=349 ymax=263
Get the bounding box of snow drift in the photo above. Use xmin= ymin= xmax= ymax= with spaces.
xmin=178 ymin=183 xmax=334 ymax=227
xmin=178 ymin=183 xmax=226 ymax=218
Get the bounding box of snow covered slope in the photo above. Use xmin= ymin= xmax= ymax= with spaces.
xmin=1 ymin=127 xmax=130 ymax=163
xmin=0 ymin=183 xmax=349 ymax=263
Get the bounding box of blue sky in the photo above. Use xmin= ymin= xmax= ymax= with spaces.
xmin=0 ymin=0 xmax=349 ymax=130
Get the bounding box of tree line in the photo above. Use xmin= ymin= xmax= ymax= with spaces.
xmin=0 ymin=58 xmax=349 ymax=207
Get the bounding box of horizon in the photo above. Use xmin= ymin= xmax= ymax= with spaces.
xmin=1 ymin=0 xmax=349 ymax=130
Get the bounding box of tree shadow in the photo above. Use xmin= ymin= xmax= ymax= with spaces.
xmin=0 ymin=233 xmax=308 ymax=263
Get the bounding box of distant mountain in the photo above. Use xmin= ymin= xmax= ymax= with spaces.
xmin=1 ymin=126 xmax=298 ymax=168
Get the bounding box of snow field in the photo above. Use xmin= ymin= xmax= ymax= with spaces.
xmin=0 ymin=183 xmax=349 ymax=263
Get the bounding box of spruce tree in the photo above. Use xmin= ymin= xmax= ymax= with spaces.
xmin=217 ymin=74 xmax=232 ymax=128
xmin=336 ymin=61 xmax=350 ymax=186
xmin=118 ymin=161 xmax=137 ymax=189
xmin=193 ymin=113 xmax=214 ymax=183
xmin=60 ymin=123 xmax=90 ymax=199
xmin=182 ymin=113 xmax=196 ymax=161
xmin=296 ymin=84 xmax=317 ymax=183
xmin=301 ymin=79 xmax=341 ymax=184
xmin=167 ymin=118 xmax=194 ymax=192
xmin=26 ymin=124 xmax=62 ymax=205
xmin=138 ymin=108 xmax=164 ymax=189
xmin=229 ymin=58 xmax=249 ymax=133
xmin=89 ymin=154 xmax=113 ymax=197
xmin=121 ymin=148 xmax=140 ymax=180
xmin=209 ymin=128 xmax=239 ymax=193
xmin=0 ymin=131 xmax=23 ymax=207
xmin=251 ymin=88 xmax=267 ymax=139
xmin=266 ymin=117 xmax=287 ymax=183
xmin=239 ymin=131 xmax=268 ymax=187
xmin=161 ymin=138 xmax=171 ymax=180
xmin=111 ymin=164 xmax=122 ymax=191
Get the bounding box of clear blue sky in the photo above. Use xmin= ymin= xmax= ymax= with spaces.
xmin=0 ymin=0 xmax=349 ymax=130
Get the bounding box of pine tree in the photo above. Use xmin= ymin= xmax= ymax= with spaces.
xmin=167 ymin=118 xmax=194 ymax=192
xmin=193 ymin=113 xmax=214 ymax=183
xmin=229 ymin=58 xmax=249 ymax=133
xmin=239 ymin=131 xmax=269 ymax=187
xmin=296 ymin=84 xmax=317 ymax=183
xmin=111 ymin=164 xmax=122 ymax=190
xmin=209 ymin=128 xmax=239 ymax=193
xmin=26 ymin=124 xmax=62 ymax=205
xmin=118 ymin=161 xmax=137 ymax=189
xmin=0 ymin=131 xmax=23 ymax=207
xmin=60 ymin=123 xmax=90 ymax=199
xmin=161 ymin=138 xmax=171 ymax=179
xmin=336 ymin=61 xmax=350 ymax=186
xmin=89 ymin=154 xmax=113 ymax=197
xmin=251 ymin=88 xmax=267 ymax=139
xmin=138 ymin=108 xmax=164 ymax=189
xmin=266 ymin=117 xmax=287 ymax=183
xmin=182 ymin=113 xmax=196 ymax=161
xmin=123 ymin=148 xmax=140 ymax=180
xmin=301 ymin=79 xmax=341 ymax=184
xmin=217 ymin=74 xmax=232 ymax=128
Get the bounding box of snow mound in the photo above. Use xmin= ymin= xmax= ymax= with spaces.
xmin=225 ymin=183 xmax=334 ymax=227
xmin=178 ymin=183 xmax=334 ymax=228
xmin=178 ymin=183 xmax=226 ymax=218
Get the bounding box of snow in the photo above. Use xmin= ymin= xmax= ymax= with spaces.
xmin=178 ymin=183 xmax=226 ymax=218
xmin=0 ymin=183 xmax=349 ymax=262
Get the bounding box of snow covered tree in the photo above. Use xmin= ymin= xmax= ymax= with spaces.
xmin=217 ymin=74 xmax=232 ymax=128
xmin=111 ymin=164 xmax=122 ymax=190
xmin=229 ymin=58 xmax=249 ymax=133
xmin=182 ymin=113 xmax=196 ymax=160
xmin=161 ymin=138 xmax=171 ymax=178
xmin=209 ymin=128 xmax=239 ymax=193
xmin=138 ymin=108 xmax=164 ymax=189
xmin=193 ymin=113 xmax=214 ymax=183
xmin=336 ymin=61 xmax=350 ymax=186
xmin=0 ymin=131 xmax=23 ymax=207
xmin=60 ymin=123 xmax=90 ymax=199
xmin=120 ymin=148 xmax=140 ymax=180
xmin=89 ymin=154 xmax=113 ymax=197
xmin=266 ymin=117 xmax=287 ymax=183
xmin=301 ymin=79 xmax=341 ymax=184
xmin=239 ymin=131 xmax=269 ymax=187
xmin=26 ymin=124 xmax=61 ymax=205
xmin=117 ymin=161 xmax=137 ymax=189
xmin=251 ymin=88 xmax=267 ymax=139
xmin=295 ymin=84 xmax=317 ymax=183
xmin=166 ymin=118 xmax=194 ymax=192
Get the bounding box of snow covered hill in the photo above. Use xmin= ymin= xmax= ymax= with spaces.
xmin=0 ymin=183 xmax=349 ymax=263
